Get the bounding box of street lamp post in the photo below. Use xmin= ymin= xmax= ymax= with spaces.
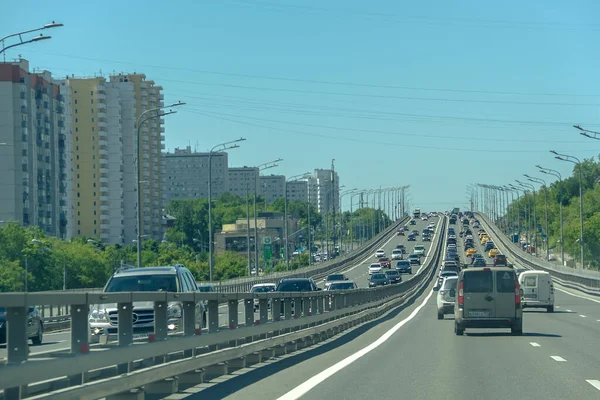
xmin=516 ymin=180 xmax=537 ymax=255
xmin=252 ymin=159 xmax=282 ymax=273
xmin=0 ymin=22 xmax=63 ymax=60
xmin=551 ymin=150 xmax=585 ymax=269
xmin=350 ymin=191 xmax=364 ymax=251
xmin=136 ymin=102 xmax=184 ymax=270
xmin=339 ymin=188 xmax=358 ymax=253
xmin=525 ymin=174 xmax=549 ymax=262
xmin=207 ymin=138 xmax=246 ymax=281
xmin=285 ymin=172 xmax=310 ymax=270
xmin=537 ymin=165 xmax=565 ymax=266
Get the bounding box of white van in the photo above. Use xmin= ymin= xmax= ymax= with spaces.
xmin=518 ymin=270 xmax=555 ymax=312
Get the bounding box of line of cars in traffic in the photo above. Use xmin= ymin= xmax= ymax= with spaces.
xmin=434 ymin=211 xmax=556 ymax=335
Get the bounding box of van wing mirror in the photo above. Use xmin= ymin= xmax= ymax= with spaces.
xmin=433 ymin=286 xmax=440 ymax=292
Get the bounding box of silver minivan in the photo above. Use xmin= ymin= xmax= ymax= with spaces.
xmin=454 ymin=267 xmax=523 ymax=336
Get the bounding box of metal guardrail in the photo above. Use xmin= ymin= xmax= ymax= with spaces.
xmin=475 ymin=212 xmax=600 ymax=295
xmin=30 ymin=217 xmax=410 ymax=326
xmin=0 ymin=216 xmax=445 ymax=400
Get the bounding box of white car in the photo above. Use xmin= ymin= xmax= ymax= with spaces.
xmin=413 ymin=245 xmax=426 ymax=257
xmin=436 ymin=276 xmax=458 ymax=319
xmin=250 ymin=283 xmax=276 ymax=311
xmin=369 ymin=263 xmax=383 ymax=275
xmin=391 ymin=249 xmax=403 ymax=260
xmin=375 ymin=249 xmax=385 ymax=258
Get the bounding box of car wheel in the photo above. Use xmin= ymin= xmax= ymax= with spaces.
xmin=454 ymin=322 xmax=464 ymax=336
xmin=547 ymin=305 xmax=554 ymax=313
xmin=32 ymin=322 xmax=43 ymax=345
xmin=437 ymin=311 xmax=444 ymax=320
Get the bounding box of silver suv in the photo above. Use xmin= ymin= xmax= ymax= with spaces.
xmin=454 ymin=267 xmax=523 ymax=336
xmin=88 ymin=265 xmax=206 ymax=343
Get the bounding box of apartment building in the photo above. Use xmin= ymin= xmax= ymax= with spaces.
xmin=309 ymin=169 xmax=339 ymax=213
xmin=165 ymin=147 xmax=229 ymax=200
xmin=286 ymin=180 xmax=308 ymax=202
xmin=228 ymin=166 xmax=259 ymax=198
xmin=0 ymin=59 xmax=73 ymax=238
xmin=259 ymin=175 xmax=285 ymax=204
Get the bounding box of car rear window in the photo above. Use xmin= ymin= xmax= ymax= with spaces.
xmin=276 ymin=280 xmax=313 ymax=292
xmin=463 ymin=270 xmax=493 ymax=293
xmin=443 ymin=278 xmax=458 ymax=290
xmin=496 ymin=271 xmax=515 ymax=293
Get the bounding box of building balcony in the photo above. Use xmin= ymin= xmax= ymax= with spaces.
xmin=100 ymin=213 xmax=109 ymax=221
xmin=99 ymin=177 xmax=109 ymax=184
xmin=99 ymin=186 xmax=109 ymax=193
xmin=96 ymin=92 xmax=106 ymax=101
xmin=97 ymin=121 xmax=107 ymax=129
xmin=99 ymin=149 xmax=108 ymax=156
xmin=98 ymin=139 xmax=108 ymax=149
xmin=99 ymin=167 xmax=109 ymax=176
xmin=100 ymin=205 xmax=109 ymax=211
xmin=100 ymin=232 xmax=110 ymax=240
xmin=96 ymin=102 xmax=106 ymax=111
xmin=98 ymin=128 xmax=107 ymax=137
xmin=158 ymin=93 xmax=164 ymax=100
xmin=100 ymin=223 xmax=110 ymax=230
xmin=160 ymin=143 xmax=165 ymax=149
xmin=99 ymin=158 xmax=108 ymax=165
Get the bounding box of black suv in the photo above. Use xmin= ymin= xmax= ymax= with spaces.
xmin=276 ymin=278 xmax=321 ymax=314
xmin=88 ymin=264 xmax=206 ymax=343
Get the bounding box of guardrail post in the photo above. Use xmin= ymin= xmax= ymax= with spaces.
xmin=182 ymin=301 xmax=196 ymax=357
xmin=293 ymin=296 xmax=302 ymax=319
xmin=117 ymin=301 xmax=133 ymax=374
xmin=272 ymin=298 xmax=281 ymax=322
xmin=317 ymin=294 xmax=324 ymax=314
xmin=153 ymin=301 xmax=168 ymax=341
xmin=244 ymin=298 xmax=254 ymax=327
xmin=259 ymin=298 xmax=268 ymax=327
xmin=283 ymin=297 xmax=293 ymax=322
xmin=5 ymin=306 xmax=28 ymax=400
xmin=228 ymin=299 xmax=239 ymax=330
xmin=208 ymin=300 xmax=219 ymax=334
xmin=68 ymin=302 xmax=90 ymax=386
xmin=310 ymin=296 xmax=318 ymax=317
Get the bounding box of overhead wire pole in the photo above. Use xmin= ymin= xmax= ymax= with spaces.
xmin=516 ymin=180 xmax=537 ymax=255
xmin=285 ymin=172 xmax=311 ymax=270
xmin=208 ymin=138 xmax=246 ymax=281
xmin=537 ymin=165 xmax=565 ymax=265
xmin=136 ymin=102 xmax=185 ymax=269
xmin=551 ymin=150 xmax=585 ymax=269
xmin=350 ymin=191 xmax=364 ymax=250
xmin=253 ymin=159 xmax=282 ymax=273
xmin=339 ymin=188 xmax=358 ymax=253
xmin=525 ymin=174 xmax=550 ymax=262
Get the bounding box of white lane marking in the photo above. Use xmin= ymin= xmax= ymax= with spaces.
xmin=597 ymin=320 xmax=600 ymax=322
xmin=566 ymin=309 xmax=572 ymax=312
xmin=556 ymin=306 xmax=560 ymax=308
xmin=276 ymin=289 xmax=436 ymax=400
xmin=587 ymin=380 xmax=600 ymax=391
xmin=580 ymin=315 xmax=587 ymax=318
xmin=530 ymin=342 xmax=541 ymax=347
xmin=554 ymin=287 xmax=600 ymax=305
xmin=550 ymin=356 xmax=567 ymax=362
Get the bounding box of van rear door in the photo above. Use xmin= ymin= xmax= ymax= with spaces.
xmin=536 ymin=274 xmax=554 ymax=304
xmin=463 ymin=270 xmax=495 ymax=318
xmin=494 ymin=270 xmax=517 ymax=318
xmin=521 ymin=273 xmax=538 ymax=301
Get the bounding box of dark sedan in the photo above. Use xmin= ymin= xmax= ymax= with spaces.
xmin=369 ymin=273 xmax=391 ymax=287
xmin=408 ymin=234 xmax=416 ymax=241
xmin=395 ymin=260 xmax=412 ymax=274
xmin=0 ymin=306 xmax=44 ymax=345
xmin=384 ymin=270 xmax=403 ymax=284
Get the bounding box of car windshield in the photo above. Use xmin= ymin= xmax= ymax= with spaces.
xmin=105 ymin=274 xmax=178 ymax=292
xmin=397 ymin=261 xmax=410 ymax=266
xmin=326 ymin=274 xmax=345 ymax=281
xmin=372 ymin=274 xmax=387 ymax=279
xmin=329 ymin=282 xmax=355 ymax=290
xmin=370 ymin=263 xmax=381 ymax=268
xmin=385 ymin=270 xmax=399 ymax=276
xmin=277 ymin=280 xmax=313 ymax=292
xmin=415 ymin=246 xmax=424 ymax=250
xmin=197 ymin=286 xmax=213 ymax=292
xmin=251 ymin=285 xmax=275 ymax=293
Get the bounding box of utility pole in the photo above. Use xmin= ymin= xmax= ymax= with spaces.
xmin=331 ymin=159 xmax=336 ymax=253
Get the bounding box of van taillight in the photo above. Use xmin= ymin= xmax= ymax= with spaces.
xmin=458 ymin=281 xmax=464 ymax=305
xmin=515 ymin=280 xmax=521 ymax=305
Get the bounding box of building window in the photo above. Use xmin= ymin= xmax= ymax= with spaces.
xmin=77 ymin=183 xmax=80 ymax=188
xmin=75 ymin=109 xmax=77 ymax=114
xmin=75 ymin=118 xmax=78 ymax=123
xmin=90 ymin=91 xmax=93 ymax=96
xmin=76 ymin=136 xmax=78 ymax=141
xmin=78 ymin=220 xmax=80 ymax=225
xmin=94 ymin=210 xmax=96 ymax=215
xmin=77 ymin=174 xmax=79 ymax=179
xmin=92 ymin=145 xmax=95 ymax=150
xmin=91 ymin=99 xmax=94 ymax=104
xmin=91 ymin=118 xmax=94 ymax=122
xmin=94 ymin=229 xmax=96 ymax=234
xmin=75 ymin=127 xmax=78 ymax=132
xmin=76 ymin=145 xmax=79 ymax=150
xmin=77 ymin=192 xmax=80 ymax=198
xmin=74 ymin=99 xmax=78 ymax=105
xmin=78 ymin=230 xmax=80 ymax=235
xmin=94 ymin=220 xmax=96 ymax=225
xmin=76 ymin=155 xmax=79 ymax=160
xmin=77 ymin=202 xmax=80 ymax=206
xmin=92 ymin=127 xmax=94 ymax=132
xmin=91 ymin=108 xmax=94 ymax=113
xmin=92 ymin=155 xmax=95 ymax=160
xmin=93 ymin=164 xmax=95 ymax=169
xmin=93 ymin=182 xmax=96 ymax=187
xmin=93 ymin=192 xmax=96 ymax=196
xmin=77 ymin=164 xmax=79 ymax=169
xmin=94 ymin=201 xmax=96 ymax=206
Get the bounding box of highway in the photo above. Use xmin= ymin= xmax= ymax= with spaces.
xmin=330 ymin=215 xmax=441 ymax=288
xmin=163 ymin=216 xmax=600 ymax=400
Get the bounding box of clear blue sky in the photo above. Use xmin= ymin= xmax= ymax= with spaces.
xmin=3 ymin=1 xmax=600 ymax=212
